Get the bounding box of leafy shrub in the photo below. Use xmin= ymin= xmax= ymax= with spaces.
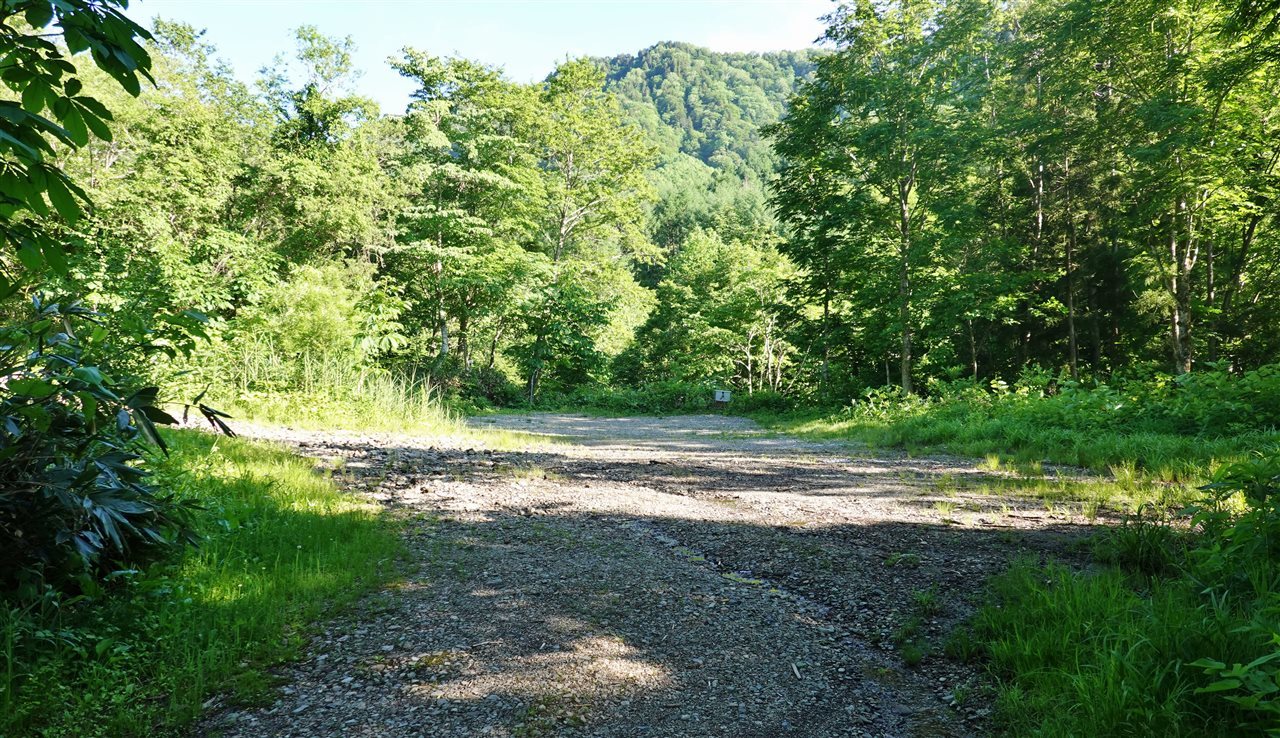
xmin=534 ymin=382 xmax=798 ymax=415
xmin=551 ymin=380 xmax=716 ymax=414
xmin=814 ymin=367 xmax=1280 ymax=478
xmin=734 ymin=389 xmax=793 ymax=413
xmin=0 ymin=300 xmax=225 ymax=590
xmin=1 ymin=430 xmax=400 ymax=736
xmin=459 ymin=365 xmax=522 ymax=406
xmin=182 ymin=260 xmax=407 ymax=398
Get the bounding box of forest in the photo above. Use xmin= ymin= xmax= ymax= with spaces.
xmin=3 ymin=0 xmax=1280 ymax=736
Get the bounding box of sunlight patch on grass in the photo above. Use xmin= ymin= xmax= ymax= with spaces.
xmin=1 ymin=430 xmax=402 ymax=737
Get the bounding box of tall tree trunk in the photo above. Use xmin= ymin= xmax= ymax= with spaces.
xmin=820 ymin=292 xmax=831 ymax=399
xmin=457 ymin=313 xmax=470 ymax=368
xmin=1169 ymin=202 xmax=1194 ymax=374
xmin=488 ymin=326 xmax=502 ymax=369
xmin=438 ymin=312 xmax=449 ymax=357
xmin=1064 ymin=157 xmax=1079 ymax=380
xmin=897 ymin=175 xmax=914 ymax=394
xmin=967 ymin=318 xmax=979 ymax=380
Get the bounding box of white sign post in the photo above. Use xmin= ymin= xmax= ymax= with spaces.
xmin=713 ymin=389 xmax=732 ymax=408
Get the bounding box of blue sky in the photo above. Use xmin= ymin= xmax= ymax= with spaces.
xmin=135 ymin=0 xmax=833 ymax=113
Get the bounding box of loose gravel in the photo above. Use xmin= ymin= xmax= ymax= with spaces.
xmin=196 ymin=413 xmax=1094 ymax=738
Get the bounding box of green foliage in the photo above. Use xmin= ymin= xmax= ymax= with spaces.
xmin=0 ymin=2 xmax=233 ymax=595
xmin=1 ymin=430 xmax=400 ymax=736
xmin=972 ymin=454 xmax=1280 ymax=737
xmin=170 ymin=260 xmax=407 ymax=405
xmin=771 ymin=0 xmax=1280 ymax=391
xmin=550 ymin=380 xmax=715 ymax=415
xmin=0 ymin=300 xmax=219 ymax=588
xmin=513 ymin=269 xmax=613 ymax=399
xmin=773 ymin=368 xmax=1280 ymax=479
xmin=242 ymin=261 xmax=404 ymax=369
xmin=0 ymin=0 xmax=152 ymax=279
xmin=600 ymin=42 xmax=816 ymax=183
xmin=617 ymin=228 xmax=794 ymax=393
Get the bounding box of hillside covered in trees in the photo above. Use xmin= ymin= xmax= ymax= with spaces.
xmin=603 ymin=42 xmax=816 ymax=179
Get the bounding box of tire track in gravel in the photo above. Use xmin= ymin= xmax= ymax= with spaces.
xmin=197 ymin=413 xmax=1094 ymax=738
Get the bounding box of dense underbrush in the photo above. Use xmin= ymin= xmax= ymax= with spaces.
xmin=965 ymin=456 xmax=1280 ymax=737
xmin=530 ymin=381 xmax=793 ymax=415
xmin=1 ymin=431 xmax=400 ymax=737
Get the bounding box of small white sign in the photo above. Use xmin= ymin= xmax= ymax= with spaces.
xmin=714 ymin=389 xmax=732 ymax=403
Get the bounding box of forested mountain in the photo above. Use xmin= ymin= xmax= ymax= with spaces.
xmin=600 ymin=42 xmax=816 ymax=180
xmin=594 ymin=43 xmax=817 ymax=257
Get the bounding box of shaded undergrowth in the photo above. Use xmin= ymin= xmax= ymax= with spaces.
xmin=0 ymin=430 xmax=402 ymax=737
xmin=955 ymin=458 xmax=1280 ymax=737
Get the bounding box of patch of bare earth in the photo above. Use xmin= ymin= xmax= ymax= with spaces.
xmin=197 ymin=413 xmax=1094 ymax=737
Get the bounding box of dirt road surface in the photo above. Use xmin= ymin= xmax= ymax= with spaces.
xmin=198 ymin=413 xmax=1091 ymax=738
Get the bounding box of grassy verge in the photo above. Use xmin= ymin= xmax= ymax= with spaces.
xmin=761 ymin=408 xmax=1277 ymax=483
xmin=1 ymin=430 xmax=401 ymax=737
xmin=967 ymin=536 xmax=1278 ymax=736
xmin=753 ymin=375 xmax=1280 ymax=498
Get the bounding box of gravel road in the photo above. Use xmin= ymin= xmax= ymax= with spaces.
xmin=197 ymin=413 xmax=1092 ymax=738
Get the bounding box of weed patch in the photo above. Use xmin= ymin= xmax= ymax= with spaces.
xmin=0 ymin=430 xmax=401 ymax=737
xmin=969 ymin=456 xmax=1280 ymax=737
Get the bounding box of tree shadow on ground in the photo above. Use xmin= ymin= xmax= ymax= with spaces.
xmin=199 ymin=431 xmax=1106 ymax=738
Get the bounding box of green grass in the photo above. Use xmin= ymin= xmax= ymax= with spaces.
xmin=752 ymin=380 xmax=1280 ymax=515
xmin=945 ymin=445 xmax=1280 ymax=736
xmin=214 ymin=365 xmax=464 ymax=435
xmin=971 ymin=557 xmax=1278 ymax=737
xmin=759 ymin=408 xmax=1278 ymax=484
xmin=190 ymin=363 xmax=550 ymax=452
xmin=0 ymin=430 xmax=402 ymax=737
xmin=749 ymin=380 xmax=1280 ymax=735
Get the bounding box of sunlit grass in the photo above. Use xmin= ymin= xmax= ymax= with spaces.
xmin=753 ymin=405 xmax=1278 ymax=505
xmin=969 ymin=557 xmax=1277 ymax=738
xmin=216 ymin=365 xmax=462 ymax=435
xmin=195 ymin=360 xmax=552 ymax=452
xmin=0 ymin=430 xmax=402 ymax=737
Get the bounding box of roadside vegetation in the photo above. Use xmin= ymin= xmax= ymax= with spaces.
xmin=968 ymin=457 xmax=1280 ymax=737
xmin=761 ymin=367 xmax=1280 ymax=482
xmin=758 ymin=370 xmax=1280 ymax=735
xmin=2 ymin=431 xmax=400 ymax=737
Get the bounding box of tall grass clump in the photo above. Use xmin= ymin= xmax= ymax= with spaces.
xmin=970 ymin=455 xmax=1280 ymax=737
xmin=213 ymin=347 xmax=462 ymax=434
xmin=0 ymin=430 xmax=401 ymax=737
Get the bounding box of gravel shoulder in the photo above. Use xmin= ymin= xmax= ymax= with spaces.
xmin=198 ymin=413 xmax=1094 ymax=738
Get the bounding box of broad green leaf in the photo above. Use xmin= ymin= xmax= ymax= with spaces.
xmin=78 ymin=392 xmax=98 ymax=430
xmin=81 ymin=108 xmax=112 ymax=141
xmin=64 ymin=28 xmax=89 ymax=54
xmin=45 ymin=174 xmax=81 ymax=224
xmin=1196 ymin=678 xmax=1243 ymax=694
xmin=61 ymin=104 xmax=88 ymax=146
xmin=16 ymin=242 xmax=44 ymax=271
xmin=9 ymin=378 xmax=57 ymax=398
xmin=21 ymin=82 xmax=46 ymax=112
xmin=41 ymin=241 xmax=68 ymax=276
xmin=73 ymin=366 xmax=106 ymax=386
xmin=24 ymin=3 xmax=54 ymax=28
